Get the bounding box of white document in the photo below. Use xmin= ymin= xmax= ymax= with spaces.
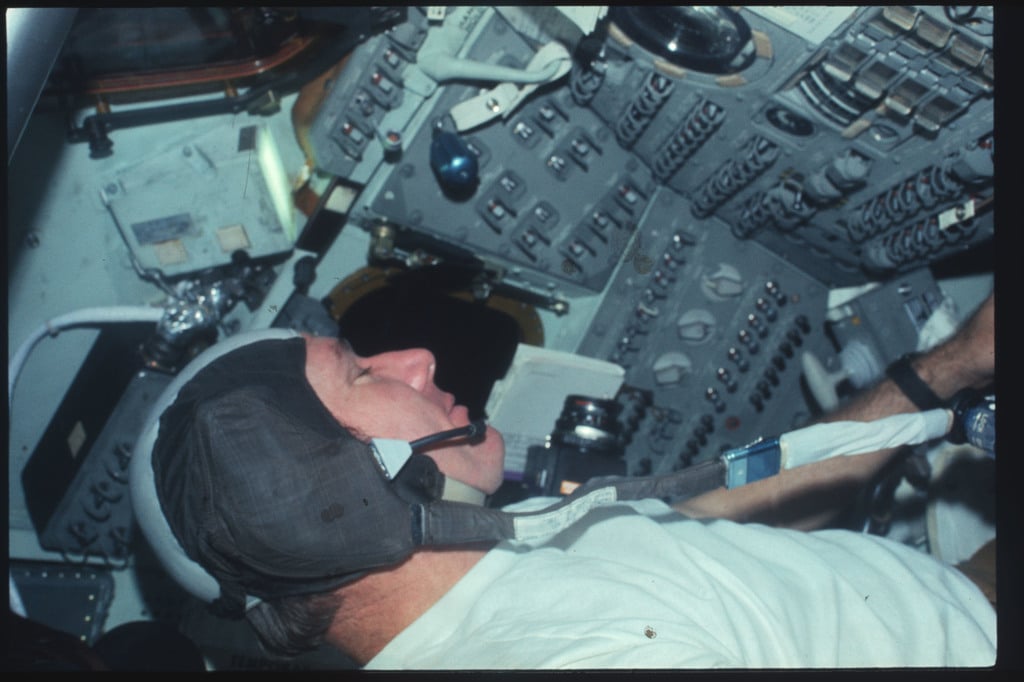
xmin=485 ymin=343 xmax=625 ymax=475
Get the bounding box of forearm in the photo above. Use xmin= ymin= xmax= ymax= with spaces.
xmin=673 ymin=294 xmax=994 ymax=528
xmin=672 ymin=409 xmax=901 ymax=529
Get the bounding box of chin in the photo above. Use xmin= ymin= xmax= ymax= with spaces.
xmin=477 ymin=428 xmax=506 ymax=494
xmin=485 ymin=424 xmax=505 ymax=449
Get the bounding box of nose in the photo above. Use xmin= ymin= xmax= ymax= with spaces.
xmin=369 ymin=348 xmax=437 ymax=392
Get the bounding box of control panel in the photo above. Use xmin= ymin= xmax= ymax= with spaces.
xmin=575 ymin=187 xmax=831 ymax=472
xmin=310 ymin=6 xmax=993 ymax=294
xmin=303 ymin=6 xmax=993 ymax=471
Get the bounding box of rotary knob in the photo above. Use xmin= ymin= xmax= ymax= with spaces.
xmin=678 ymin=309 xmax=717 ymax=344
xmin=652 ymin=351 xmax=693 ymax=386
xmin=702 ymin=263 xmax=744 ymax=300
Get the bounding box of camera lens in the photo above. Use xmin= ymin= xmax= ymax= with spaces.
xmin=523 ymin=395 xmax=629 ymax=497
xmin=552 ymin=396 xmax=623 ymax=453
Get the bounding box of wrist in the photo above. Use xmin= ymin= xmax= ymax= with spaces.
xmin=886 ymin=353 xmax=945 ymax=410
xmin=918 ymin=336 xmax=991 ymax=397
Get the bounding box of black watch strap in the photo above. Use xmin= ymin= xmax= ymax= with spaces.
xmin=885 ymin=353 xmax=944 ymax=411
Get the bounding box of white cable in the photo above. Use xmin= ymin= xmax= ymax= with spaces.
xmin=417 ymin=49 xmax=568 ymax=85
xmin=448 ymin=42 xmax=573 ymax=132
xmin=10 ymin=572 xmax=27 ymax=618
xmin=8 ymin=305 xmax=165 ymax=409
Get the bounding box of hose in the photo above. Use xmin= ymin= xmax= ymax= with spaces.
xmin=8 ymin=305 xmax=165 ymax=410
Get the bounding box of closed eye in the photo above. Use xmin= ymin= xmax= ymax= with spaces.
xmin=339 ymin=338 xmax=373 ymax=381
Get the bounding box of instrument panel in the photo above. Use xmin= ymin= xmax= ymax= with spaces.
xmin=305 ymin=5 xmax=993 ymax=472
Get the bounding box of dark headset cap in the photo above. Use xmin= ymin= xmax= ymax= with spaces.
xmin=151 ymin=337 xmax=438 ymax=615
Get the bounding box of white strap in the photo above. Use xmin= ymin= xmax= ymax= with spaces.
xmin=780 ymin=408 xmax=953 ymax=470
xmin=370 ymin=438 xmax=415 ymax=480
xmin=441 ymin=476 xmax=488 ymax=505
xmin=512 ymin=487 xmax=618 ymax=541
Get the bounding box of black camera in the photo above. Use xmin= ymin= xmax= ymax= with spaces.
xmin=523 ymin=395 xmax=628 ymax=496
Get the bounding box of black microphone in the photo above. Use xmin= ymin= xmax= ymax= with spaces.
xmin=409 ymin=419 xmax=487 ymax=452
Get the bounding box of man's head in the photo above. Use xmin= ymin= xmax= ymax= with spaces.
xmin=134 ymin=331 xmax=505 ymax=625
xmin=303 ymin=335 xmax=505 ymax=494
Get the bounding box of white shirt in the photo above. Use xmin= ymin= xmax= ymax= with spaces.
xmin=367 ymin=498 xmax=996 ymax=669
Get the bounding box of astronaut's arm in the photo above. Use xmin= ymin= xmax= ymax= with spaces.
xmin=673 ymin=294 xmax=994 ymax=529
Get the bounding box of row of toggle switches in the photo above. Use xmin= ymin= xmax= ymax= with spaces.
xmin=610 ymin=230 xmax=697 ymax=367
xmin=704 ymin=282 xmax=811 ymax=419
xmin=652 ymin=281 xmax=813 ymax=470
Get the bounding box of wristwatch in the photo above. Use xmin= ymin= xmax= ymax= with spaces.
xmin=885 ymin=353 xmax=944 ymax=411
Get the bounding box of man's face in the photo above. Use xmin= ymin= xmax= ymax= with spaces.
xmin=303 ymin=336 xmax=506 ymax=494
